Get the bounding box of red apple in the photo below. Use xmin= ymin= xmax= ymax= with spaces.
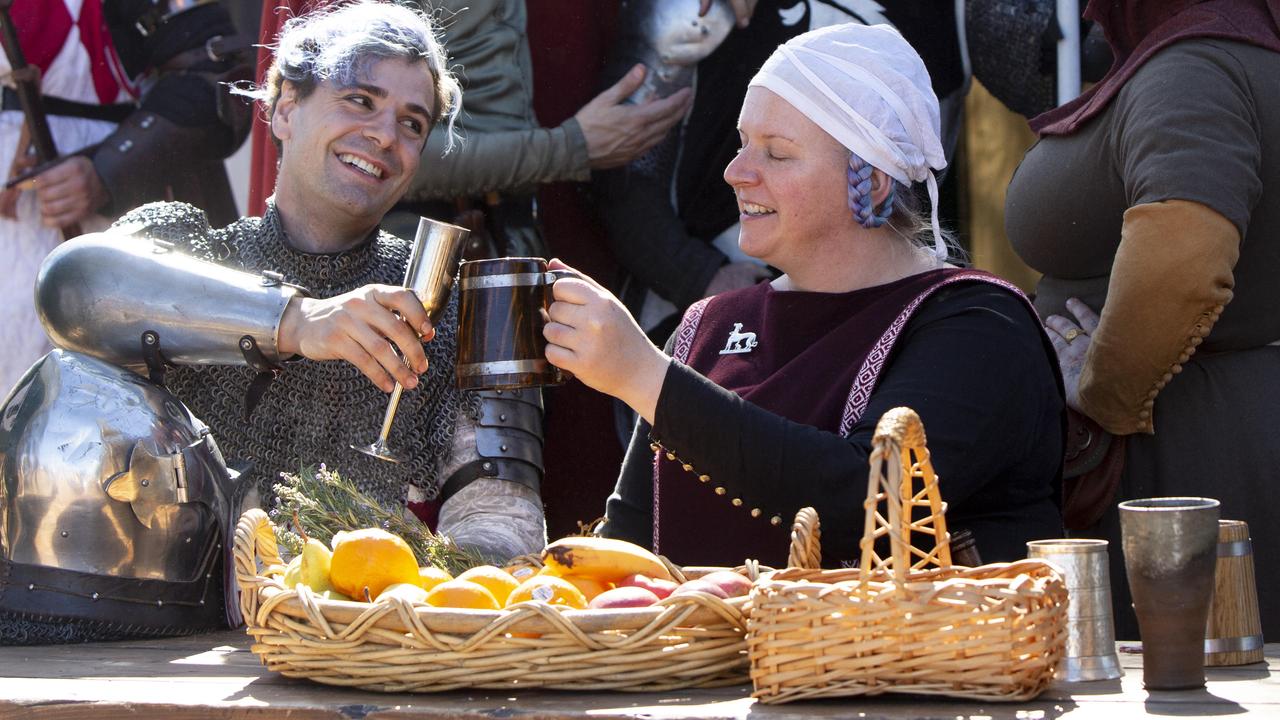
xmin=589 ymin=586 xmax=660 ymax=609
xmin=669 ymin=579 xmax=730 ymax=599
xmin=696 ymin=570 xmax=754 ymax=598
xmin=619 ymin=573 xmax=679 ymax=600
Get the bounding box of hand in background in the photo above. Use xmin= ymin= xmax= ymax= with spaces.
xmin=575 ymin=64 xmax=693 ymax=170
xmin=278 ymin=285 xmax=435 ymax=393
xmin=1045 ymin=298 xmax=1101 ymax=414
xmin=543 ymin=259 xmax=668 ymax=423
xmin=700 ymin=0 xmax=759 ymax=27
xmin=703 ymin=260 xmax=772 ymax=298
xmin=26 ymin=156 xmax=107 ymax=228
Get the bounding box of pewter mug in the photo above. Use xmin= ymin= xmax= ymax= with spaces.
xmin=1027 ymin=538 xmax=1122 ymax=682
xmin=1119 ymin=497 xmax=1221 ymax=690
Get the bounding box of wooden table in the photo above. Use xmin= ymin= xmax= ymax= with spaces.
xmin=0 ymin=631 xmax=1274 ymax=719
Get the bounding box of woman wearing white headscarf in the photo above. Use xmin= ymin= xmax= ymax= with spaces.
xmin=545 ymin=23 xmax=1064 ymax=567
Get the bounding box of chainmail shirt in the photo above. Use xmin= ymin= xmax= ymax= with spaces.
xmin=113 ymin=201 xmax=479 ymax=511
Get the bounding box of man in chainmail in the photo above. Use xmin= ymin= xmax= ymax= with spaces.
xmin=112 ymin=2 xmax=546 ymax=564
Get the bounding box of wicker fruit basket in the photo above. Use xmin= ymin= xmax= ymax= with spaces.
xmin=233 ymin=508 xmax=755 ymax=692
xmin=747 ymin=407 xmax=1068 ymax=704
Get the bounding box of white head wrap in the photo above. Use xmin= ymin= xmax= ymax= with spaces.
xmin=748 ymin=23 xmax=948 ymax=259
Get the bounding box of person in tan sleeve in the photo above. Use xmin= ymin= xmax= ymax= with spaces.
xmin=1005 ymin=0 xmax=1280 ymax=640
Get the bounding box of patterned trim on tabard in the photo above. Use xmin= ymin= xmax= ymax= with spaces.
xmin=671 ymin=297 xmax=713 ymax=364
xmin=653 ymin=296 xmax=713 ymax=553
xmin=838 ymin=273 xmax=1025 ymax=436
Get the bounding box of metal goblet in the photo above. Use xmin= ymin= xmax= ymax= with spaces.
xmin=352 ymin=217 xmax=469 ymax=462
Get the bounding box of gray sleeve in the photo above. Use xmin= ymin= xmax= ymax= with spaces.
xmin=437 ymin=477 xmax=546 ymax=563
xmin=1116 ymin=40 xmax=1262 ymax=237
xmin=403 ymin=0 xmax=590 ymax=201
xmin=404 ymin=119 xmax=590 ymax=201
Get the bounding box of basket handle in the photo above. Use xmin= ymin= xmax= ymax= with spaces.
xmin=860 ymin=407 xmax=952 ymax=580
xmin=233 ymin=508 xmax=284 ymax=623
xmin=787 ymin=507 xmax=823 ymax=569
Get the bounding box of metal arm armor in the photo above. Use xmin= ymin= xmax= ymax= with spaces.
xmin=35 ymin=229 xmax=304 ymax=373
xmin=439 ymin=388 xmax=545 ymax=502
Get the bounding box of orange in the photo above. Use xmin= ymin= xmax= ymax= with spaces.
xmin=328 ymin=528 xmax=420 ymax=601
xmin=456 ymin=565 xmax=520 ymax=606
xmin=558 ymin=574 xmax=610 ymax=602
xmin=424 ymin=579 xmax=501 ymax=610
xmin=376 ymin=582 xmax=428 ymax=603
xmin=415 ymin=566 xmax=453 ymax=592
xmin=506 ymin=575 xmax=587 ymax=609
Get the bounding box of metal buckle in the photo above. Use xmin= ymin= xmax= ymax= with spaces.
xmin=204 ymin=35 xmax=224 ymax=62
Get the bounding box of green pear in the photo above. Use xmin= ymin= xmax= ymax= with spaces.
xmin=298 ymin=537 xmax=335 ymax=593
xmin=282 ymin=554 xmax=303 ymax=588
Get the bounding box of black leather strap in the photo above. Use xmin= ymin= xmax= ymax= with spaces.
xmin=141 ymin=330 xmax=172 ymax=387
xmin=438 ymin=458 xmax=541 ymax=504
xmin=238 ymin=335 xmax=283 ymax=421
xmin=2 ymin=86 xmax=133 ymax=124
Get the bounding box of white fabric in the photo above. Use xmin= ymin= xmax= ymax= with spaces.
xmin=0 ymin=1 xmax=120 ymax=397
xmin=748 ymin=23 xmax=948 ymax=259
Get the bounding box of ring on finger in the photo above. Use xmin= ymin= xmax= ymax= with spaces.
xmin=1063 ymin=327 xmax=1085 ymax=342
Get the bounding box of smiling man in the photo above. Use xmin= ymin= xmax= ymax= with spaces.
xmin=105 ymin=1 xmax=547 ymax=563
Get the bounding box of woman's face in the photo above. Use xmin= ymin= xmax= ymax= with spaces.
xmin=724 ymin=87 xmax=854 ymax=271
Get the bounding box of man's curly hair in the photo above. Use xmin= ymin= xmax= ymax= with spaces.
xmin=242 ymin=1 xmax=462 ymax=152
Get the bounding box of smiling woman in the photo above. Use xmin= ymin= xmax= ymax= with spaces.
xmin=543 ymin=23 xmax=1067 ymax=568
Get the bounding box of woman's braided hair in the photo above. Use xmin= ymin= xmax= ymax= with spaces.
xmin=846 ymin=150 xmax=966 ymax=263
xmin=846 ymin=152 xmax=896 ymax=228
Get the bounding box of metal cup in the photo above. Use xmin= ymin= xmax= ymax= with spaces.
xmin=1027 ymin=539 xmax=1122 ymax=682
xmin=404 ymin=217 xmax=471 ymax=323
xmin=1119 ymin=497 xmax=1221 ymax=690
xmin=351 ymin=217 xmax=469 ymax=462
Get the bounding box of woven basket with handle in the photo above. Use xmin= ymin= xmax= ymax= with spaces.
xmin=747 ymin=407 xmax=1068 ymax=704
xmin=233 ymin=508 xmax=755 ymax=692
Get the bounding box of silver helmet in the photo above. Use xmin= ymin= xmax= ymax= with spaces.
xmin=0 ymin=350 xmax=248 ymax=643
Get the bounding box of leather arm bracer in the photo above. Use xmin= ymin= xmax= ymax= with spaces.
xmin=94 ymin=41 xmax=253 ymax=221
xmin=439 ymin=388 xmax=545 ymax=502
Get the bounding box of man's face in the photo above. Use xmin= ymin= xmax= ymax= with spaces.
xmin=272 ymin=56 xmax=435 ymax=230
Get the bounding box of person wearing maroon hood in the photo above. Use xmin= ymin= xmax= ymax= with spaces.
xmin=1006 ymin=0 xmax=1280 ymax=640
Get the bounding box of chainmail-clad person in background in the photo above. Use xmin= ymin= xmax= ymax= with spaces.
xmin=94 ymin=1 xmax=544 ymax=563
xmin=0 ymin=0 xmax=253 ymax=397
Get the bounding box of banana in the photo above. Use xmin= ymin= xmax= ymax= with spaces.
xmin=540 ymin=537 xmax=674 ymax=582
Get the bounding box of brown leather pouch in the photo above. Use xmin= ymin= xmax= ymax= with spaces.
xmin=1062 ymin=409 xmax=1126 ymax=530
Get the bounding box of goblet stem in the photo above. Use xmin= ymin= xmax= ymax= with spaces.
xmin=376 ymin=381 xmax=405 ymax=444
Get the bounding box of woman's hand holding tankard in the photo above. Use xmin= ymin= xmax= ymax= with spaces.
xmin=543 ymin=259 xmax=669 ymax=423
